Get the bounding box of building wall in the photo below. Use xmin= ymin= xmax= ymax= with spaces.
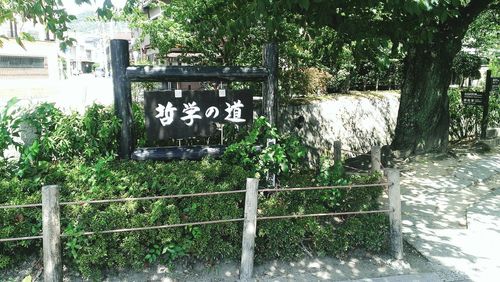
xmin=0 ymin=39 xmax=59 ymax=79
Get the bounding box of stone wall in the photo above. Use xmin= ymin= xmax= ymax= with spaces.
xmin=279 ymin=91 xmax=400 ymax=165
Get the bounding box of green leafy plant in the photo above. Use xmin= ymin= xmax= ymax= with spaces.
xmin=452 ymin=52 xmax=482 ymax=87
xmin=145 ymin=244 xmax=162 ymax=264
xmin=3 ymin=103 xmax=121 ymax=177
xmin=0 ymin=98 xmax=22 ymax=159
xmin=223 ymin=116 xmax=306 ymax=179
xmin=448 ymin=88 xmax=499 ymax=140
xmin=0 ymin=102 xmax=387 ymax=279
xmin=0 ymin=157 xmax=387 ymax=279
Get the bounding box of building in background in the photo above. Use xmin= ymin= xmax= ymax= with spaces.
xmin=0 ymin=19 xmax=60 ymax=79
xmin=65 ymin=21 xmax=131 ymax=77
xmin=0 ymin=15 xmax=132 ymax=80
xmin=134 ymin=0 xmax=202 ymax=90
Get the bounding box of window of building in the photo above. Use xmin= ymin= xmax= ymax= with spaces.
xmin=0 ymin=56 xmax=45 ymax=68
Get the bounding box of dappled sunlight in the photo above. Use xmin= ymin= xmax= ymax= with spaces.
xmin=252 ymin=253 xmax=424 ymax=281
xmin=399 ymin=151 xmax=500 ymax=281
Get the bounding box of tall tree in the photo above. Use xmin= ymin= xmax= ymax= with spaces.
xmin=301 ymin=0 xmax=497 ymax=153
xmin=158 ymin=0 xmax=497 ymax=153
xmin=392 ymin=0 xmax=495 ymax=153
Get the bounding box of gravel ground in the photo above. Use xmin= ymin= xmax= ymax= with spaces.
xmin=1 ymin=242 xmax=435 ymax=281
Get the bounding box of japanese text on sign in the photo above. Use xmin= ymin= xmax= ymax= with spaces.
xmin=155 ymin=100 xmax=246 ymax=127
xmin=144 ymin=90 xmax=253 ymax=141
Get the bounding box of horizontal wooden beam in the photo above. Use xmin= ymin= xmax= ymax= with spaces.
xmin=132 ymin=146 xmax=226 ymax=161
xmin=126 ymin=66 xmax=268 ymax=82
xmin=131 ymin=145 xmax=263 ymax=161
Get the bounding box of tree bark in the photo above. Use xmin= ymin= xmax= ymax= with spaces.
xmin=392 ymin=42 xmax=458 ymax=153
xmin=392 ymin=0 xmax=492 ymax=154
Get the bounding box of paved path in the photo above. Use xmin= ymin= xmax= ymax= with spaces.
xmin=400 ymin=151 xmax=500 ymax=281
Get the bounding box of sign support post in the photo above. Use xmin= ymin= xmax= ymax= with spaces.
xmin=481 ymin=70 xmax=492 ymax=139
xmin=111 ymin=39 xmax=133 ymax=159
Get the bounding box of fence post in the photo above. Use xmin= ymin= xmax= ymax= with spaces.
xmin=240 ymin=178 xmax=259 ymax=280
xmin=111 ymin=39 xmax=133 ymax=159
xmin=334 ymin=140 xmax=342 ymax=166
xmin=387 ymin=169 xmax=403 ymax=260
xmin=371 ymin=145 xmax=381 ymax=173
xmin=266 ymin=139 xmax=276 ymax=188
xmin=42 ymin=185 xmax=62 ymax=282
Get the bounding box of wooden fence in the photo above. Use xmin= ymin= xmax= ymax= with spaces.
xmin=0 ymin=169 xmax=402 ymax=281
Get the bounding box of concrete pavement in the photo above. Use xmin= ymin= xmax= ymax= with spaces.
xmin=400 ymin=150 xmax=500 ymax=281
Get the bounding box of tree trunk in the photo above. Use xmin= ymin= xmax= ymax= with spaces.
xmin=392 ymin=41 xmax=461 ymax=154
xmin=391 ymin=0 xmax=491 ymax=154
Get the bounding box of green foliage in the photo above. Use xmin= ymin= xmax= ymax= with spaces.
xmin=0 ymin=102 xmax=120 ymax=177
xmin=1 ymin=0 xmax=80 ymax=49
xmin=487 ymin=90 xmax=500 ymax=128
xmin=448 ymin=88 xmax=500 ymax=140
xmin=0 ymin=98 xmax=22 ymax=158
xmin=282 ymin=67 xmax=332 ymax=98
xmin=0 ymin=99 xmax=387 ymax=279
xmin=452 ymin=52 xmax=482 ymax=87
xmin=256 ymin=168 xmax=386 ymax=261
xmin=0 ymin=158 xmax=387 ymax=278
xmin=489 ymin=56 xmax=500 ymax=77
xmin=463 ymin=9 xmax=500 ymax=57
xmin=223 ymin=117 xmax=306 ymax=179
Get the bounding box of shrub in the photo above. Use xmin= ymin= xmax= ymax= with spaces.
xmin=0 ymin=158 xmax=387 ymax=279
xmin=0 ymin=102 xmax=121 ymax=177
xmin=0 ymin=103 xmax=387 ymax=279
xmin=223 ymin=117 xmax=306 ymax=179
xmin=448 ymin=88 xmax=499 ymax=140
xmin=281 ymin=67 xmax=333 ymax=99
xmin=452 ymin=51 xmax=482 ymax=87
xmin=0 ymin=98 xmax=22 ymax=158
xmin=301 ymin=67 xmax=333 ymax=96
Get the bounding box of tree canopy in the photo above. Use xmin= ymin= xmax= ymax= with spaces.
xmin=2 ymin=0 xmax=499 ymax=153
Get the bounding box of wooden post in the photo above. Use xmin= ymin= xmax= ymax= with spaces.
xmin=333 ymin=141 xmax=342 ymax=166
xmin=266 ymin=138 xmax=276 ymax=188
xmin=481 ymin=70 xmax=492 ymax=139
xmin=111 ymin=39 xmax=133 ymax=159
xmin=387 ymin=169 xmax=403 ymax=260
xmin=42 ymin=185 xmax=62 ymax=282
xmin=240 ymin=178 xmax=259 ymax=280
xmin=262 ymin=42 xmax=278 ymax=127
xmin=371 ymin=145 xmax=381 ymax=173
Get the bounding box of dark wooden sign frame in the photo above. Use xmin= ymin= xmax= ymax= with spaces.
xmin=110 ymin=39 xmax=278 ymax=160
xmin=144 ymin=90 xmax=253 ymax=140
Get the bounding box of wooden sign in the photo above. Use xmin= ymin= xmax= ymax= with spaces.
xmin=490 ymin=77 xmax=499 ymax=92
xmin=144 ymin=90 xmax=253 ymax=141
xmin=461 ymin=91 xmax=484 ymax=106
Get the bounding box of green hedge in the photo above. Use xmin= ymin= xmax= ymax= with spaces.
xmin=0 ymin=159 xmax=387 ymax=279
xmin=1 ymin=101 xmax=387 ymax=279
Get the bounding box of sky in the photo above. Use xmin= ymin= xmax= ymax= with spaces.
xmin=62 ymin=0 xmax=105 ymax=15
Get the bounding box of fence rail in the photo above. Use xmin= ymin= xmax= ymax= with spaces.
xmin=333 ymin=140 xmax=383 ymax=172
xmin=0 ymin=170 xmax=402 ymax=281
xmin=0 ymin=183 xmax=388 ymax=210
